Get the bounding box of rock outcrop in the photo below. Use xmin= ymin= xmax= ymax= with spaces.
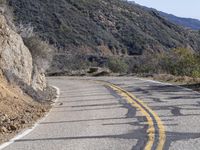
xmin=0 ymin=13 xmax=53 ymax=143
xmin=0 ymin=14 xmax=46 ymax=92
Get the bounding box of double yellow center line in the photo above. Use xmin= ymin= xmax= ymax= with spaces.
xmin=107 ymin=83 xmax=166 ymax=150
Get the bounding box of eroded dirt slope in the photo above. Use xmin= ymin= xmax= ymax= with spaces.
xmin=0 ymin=74 xmax=50 ymax=143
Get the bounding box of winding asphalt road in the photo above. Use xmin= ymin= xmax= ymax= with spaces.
xmin=1 ymin=76 xmax=200 ymax=150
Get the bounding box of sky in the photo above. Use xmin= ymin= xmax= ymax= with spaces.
xmin=130 ymin=0 xmax=200 ymax=20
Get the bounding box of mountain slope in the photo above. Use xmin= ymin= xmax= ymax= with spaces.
xmin=9 ymin=0 xmax=200 ymax=55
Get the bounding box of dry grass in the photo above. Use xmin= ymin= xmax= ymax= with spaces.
xmin=23 ymin=36 xmax=55 ymax=72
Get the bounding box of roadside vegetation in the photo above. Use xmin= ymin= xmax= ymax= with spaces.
xmin=108 ymin=47 xmax=200 ymax=78
xmin=16 ymin=23 xmax=55 ymax=74
xmin=56 ymin=47 xmax=200 ymax=78
xmin=141 ymin=48 xmax=200 ymax=78
xmin=106 ymin=57 xmax=128 ymax=73
xmin=158 ymin=48 xmax=200 ymax=77
xmin=23 ymin=35 xmax=55 ymax=72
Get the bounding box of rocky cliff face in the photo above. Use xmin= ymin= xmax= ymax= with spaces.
xmin=0 ymin=14 xmax=53 ymax=141
xmin=0 ymin=14 xmax=46 ymax=92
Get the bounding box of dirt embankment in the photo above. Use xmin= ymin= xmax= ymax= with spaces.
xmin=0 ymin=75 xmax=52 ymax=143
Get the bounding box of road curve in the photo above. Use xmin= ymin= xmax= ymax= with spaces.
xmin=107 ymin=83 xmax=165 ymax=150
xmin=1 ymin=76 xmax=200 ymax=150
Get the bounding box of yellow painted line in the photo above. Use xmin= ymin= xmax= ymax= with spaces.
xmin=107 ymin=83 xmax=166 ymax=150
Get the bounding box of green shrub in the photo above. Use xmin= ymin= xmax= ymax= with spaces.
xmin=107 ymin=57 xmax=128 ymax=73
xmin=158 ymin=48 xmax=200 ymax=77
xmin=124 ymin=47 xmax=200 ymax=78
xmin=192 ymin=70 xmax=200 ymax=78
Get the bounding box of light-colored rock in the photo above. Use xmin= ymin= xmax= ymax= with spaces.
xmin=31 ymin=65 xmax=47 ymax=91
xmin=0 ymin=14 xmax=46 ymax=92
xmin=0 ymin=15 xmax=32 ymax=85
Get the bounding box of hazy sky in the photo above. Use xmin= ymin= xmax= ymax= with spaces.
xmin=131 ymin=0 xmax=200 ymax=20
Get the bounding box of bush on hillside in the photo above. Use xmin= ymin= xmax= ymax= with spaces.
xmin=17 ymin=23 xmax=34 ymax=38
xmin=23 ymin=36 xmax=55 ymax=72
xmin=126 ymin=53 xmax=159 ymax=74
xmin=49 ymin=54 xmax=92 ymax=74
xmin=158 ymin=48 xmax=200 ymax=77
xmin=107 ymin=57 xmax=128 ymax=73
xmin=124 ymin=48 xmax=200 ymax=78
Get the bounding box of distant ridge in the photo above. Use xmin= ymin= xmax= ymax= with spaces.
xmin=159 ymin=11 xmax=200 ymax=30
xmin=129 ymin=1 xmax=200 ymax=30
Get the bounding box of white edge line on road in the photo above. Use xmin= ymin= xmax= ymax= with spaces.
xmin=0 ymin=86 xmax=60 ymax=150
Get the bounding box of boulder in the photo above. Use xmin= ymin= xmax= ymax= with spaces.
xmin=87 ymin=67 xmax=111 ymax=76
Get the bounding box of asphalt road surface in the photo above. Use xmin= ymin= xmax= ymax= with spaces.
xmin=2 ymin=76 xmax=200 ymax=150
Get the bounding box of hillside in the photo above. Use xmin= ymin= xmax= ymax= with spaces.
xmin=9 ymin=0 xmax=200 ymax=53
xmin=8 ymin=0 xmax=200 ymax=73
